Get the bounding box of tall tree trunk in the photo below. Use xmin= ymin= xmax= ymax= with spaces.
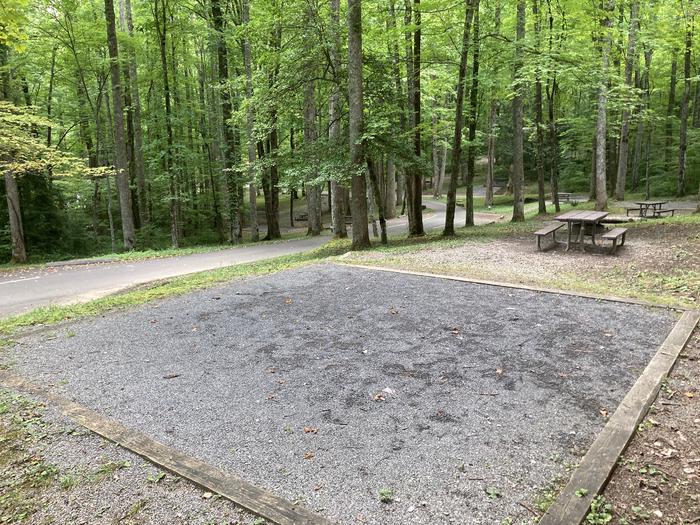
xmin=614 ymin=0 xmax=639 ymax=200
xmin=385 ymin=157 xmax=397 ymax=218
xmin=304 ymin=80 xmax=322 ymax=236
xmin=406 ymin=0 xmax=424 ymax=236
xmin=367 ymin=159 xmax=388 ymax=244
xmin=485 ymin=4 xmax=501 ymax=209
xmin=511 ymin=0 xmax=526 ymax=222
xmin=104 ymin=0 xmax=136 ymax=249
xmin=46 ymin=46 xmax=57 ymax=148
xmin=155 ymin=0 xmax=178 ymax=247
xmin=665 ymin=53 xmax=678 ymax=172
xmin=678 ymin=16 xmax=692 ymax=197
xmin=348 ymin=0 xmax=370 ymax=249
xmin=211 ymin=0 xmax=241 ymax=243
xmin=444 ymin=0 xmax=475 ymax=236
xmin=533 ymin=0 xmax=546 ymax=214
xmin=465 ymin=0 xmax=481 ymax=226
xmin=595 ymin=2 xmax=613 ymax=212
xmin=4 ymin=172 xmax=27 ymax=263
xmin=631 ymin=47 xmax=652 ymax=190
xmin=329 ymin=0 xmax=347 ymax=238
xmin=123 ymin=0 xmax=147 ymax=225
xmin=241 ymin=0 xmax=259 ymax=241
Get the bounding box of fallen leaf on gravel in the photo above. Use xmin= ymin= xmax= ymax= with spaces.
xmin=149 ymin=319 xmax=158 ymax=324
xmin=304 ymin=452 xmax=315 ymax=460
xmin=599 ymin=408 xmax=609 ymax=417
xmin=685 ymin=392 xmax=695 ymax=398
xmin=389 ymin=307 xmax=399 ymax=315
xmin=162 ymin=374 xmax=180 ymax=379
xmin=304 ymin=426 xmax=318 ymax=434
xmin=202 ymin=492 xmax=213 ymax=499
xmin=267 ymin=394 xmax=277 ymax=400
xmin=284 ymin=297 xmax=293 ymax=304
xmin=313 ymin=484 xmax=323 ymax=491
xmin=451 ymin=327 xmax=460 ymax=335
xmin=496 ymin=368 xmax=503 ymax=376
xmin=373 ymin=393 xmax=385 ymax=401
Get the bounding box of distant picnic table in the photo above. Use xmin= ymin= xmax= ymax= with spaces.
xmin=626 ymin=200 xmax=676 ymax=218
xmin=553 ymin=210 xmax=609 ymax=251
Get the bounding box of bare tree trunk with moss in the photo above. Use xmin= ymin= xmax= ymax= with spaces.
xmin=104 ymin=0 xmax=136 ymax=249
xmin=367 ymin=159 xmax=388 ymax=244
xmin=348 ymin=0 xmax=370 ymax=249
xmin=614 ymin=0 xmax=639 ymax=200
xmin=511 ymin=0 xmax=526 ymax=222
xmin=444 ymin=0 xmax=475 ymax=235
xmin=665 ymin=52 xmax=678 ymax=173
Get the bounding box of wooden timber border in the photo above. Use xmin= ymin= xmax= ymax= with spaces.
xmin=0 ymin=370 xmax=335 ymax=525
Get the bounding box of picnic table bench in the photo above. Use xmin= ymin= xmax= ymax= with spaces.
xmin=534 ymin=223 xmax=564 ymax=251
xmin=602 ymin=228 xmax=628 ymax=254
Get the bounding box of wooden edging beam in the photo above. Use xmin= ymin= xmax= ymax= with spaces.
xmin=539 ymin=310 xmax=700 ymax=525
xmin=0 ymin=371 xmax=335 ymax=525
xmin=336 ymin=263 xmax=687 ymax=311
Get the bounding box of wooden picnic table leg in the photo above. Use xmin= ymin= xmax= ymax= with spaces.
xmin=566 ymin=222 xmax=572 ymax=251
xmin=578 ymin=221 xmax=585 ymax=252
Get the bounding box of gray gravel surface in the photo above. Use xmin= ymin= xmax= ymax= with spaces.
xmin=5 ymin=264 xmax=677 ymax=524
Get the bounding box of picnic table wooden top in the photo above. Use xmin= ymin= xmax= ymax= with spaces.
xmin=633 ymin=200 xmax=668 ymax=206
xmin=554 ymin=210 xmax=609 ymax=223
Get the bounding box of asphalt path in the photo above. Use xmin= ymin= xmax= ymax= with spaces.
xmin=0 ymin=198 xmax=500 ymax=318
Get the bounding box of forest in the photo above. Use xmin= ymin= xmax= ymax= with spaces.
xmin=1 ymin=0 xmax=699 ymax=263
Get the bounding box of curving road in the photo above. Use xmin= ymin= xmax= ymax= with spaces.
xmin=0 ymin=198 xmax=501 ymax=318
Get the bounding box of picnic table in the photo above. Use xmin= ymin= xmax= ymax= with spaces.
xmin=629 ymin=200 xmax=668 ymax=217
xmin=553 ymin=210 xmax=609 ymax=251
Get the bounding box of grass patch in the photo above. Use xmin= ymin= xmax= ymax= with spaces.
xmin=0 ymin=239 xmax=350 ymax=343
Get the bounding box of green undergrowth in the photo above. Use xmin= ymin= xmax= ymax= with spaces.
xmin=0 ymin=240 xmax=350 ymax=344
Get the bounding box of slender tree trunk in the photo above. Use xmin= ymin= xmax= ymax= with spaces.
xmin=241 ymin=0 xmax=259 ymax=241
xmin=304 ymin=80 xmax=322 ymax=236
xmin=122 ymin=0 xmax=146 ymax=224
xmin=406 ymin=0 xmax=424 ymax=236
xmin=595 ymin=2 xmax=613 ymax=211
xmin=465 ymin=0 xmax=481 ymax=226
xmin=155 ymin=0 xmax=178 ymax=246
xmin=104 ymin=0 xmax=136 ymax=249
xmin=385 ymin=157 xmax=397 ymax=218
xmin=367 ymin=159 xmax=388 ymax=244
xmin=511 ymin=0 xmax=526 ymax=222
xmin=211 ymin=0 xmax=241 ymax=243
xmin=329 ymin=0 xmax=347 ymax=238
xmin=533 ymin=0 xmax=546 ymax=214
xmin=666 ymin=53 xmax=678 ymax=172
xmin=444 ymin=0 xmax=475 ymax=235
xmin=614 ymin=0 xmax=639 ymax=200
xmin=348 ymin=0 xmax=370 ymax=249
xmin=3 ymin=172 xmax=27 ymax=263
xmin=678 ymin=17 xmax=692 ymax=197
xmin=46 ymin=46 xmax=57 ymax=147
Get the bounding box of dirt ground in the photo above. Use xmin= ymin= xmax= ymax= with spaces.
xmin=599 ymin=328 xmax=700 ymax=525
xmin=340 ymin=219 xmax=700 ymax=307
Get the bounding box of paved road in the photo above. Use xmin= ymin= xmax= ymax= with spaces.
xmin=0 ymin=198 xmax=500 ymax=318
xmin=0 ymin=237 xmax=327 ymax=318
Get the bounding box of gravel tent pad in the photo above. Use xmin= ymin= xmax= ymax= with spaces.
xmin=4 ymin=263 xmax=677 ymax=524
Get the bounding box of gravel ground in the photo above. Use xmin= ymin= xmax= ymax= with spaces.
xmin=0 ymin=390 xmax=261 ymax=524
xmin=4 ymin=264 xmax=677 ymax=524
